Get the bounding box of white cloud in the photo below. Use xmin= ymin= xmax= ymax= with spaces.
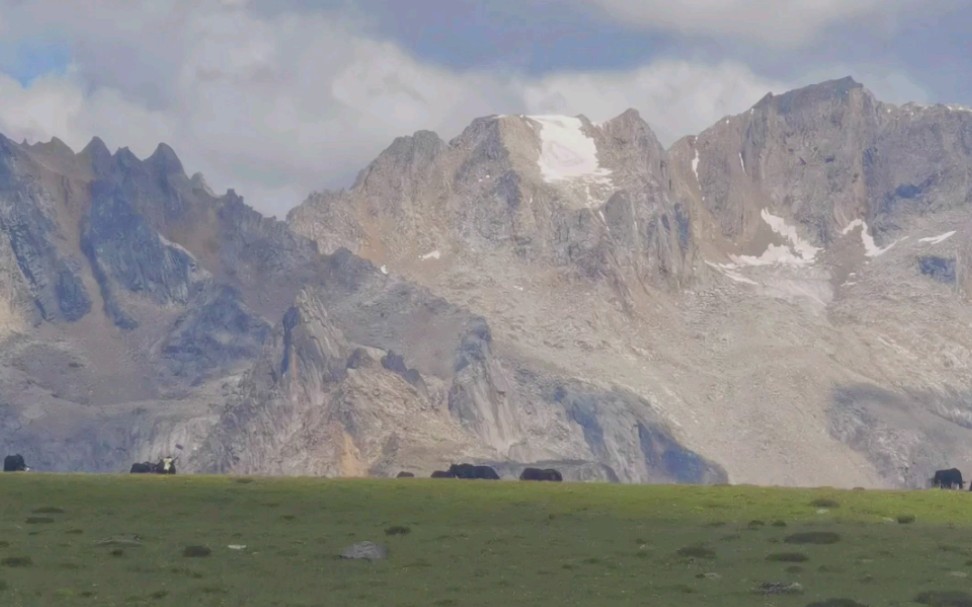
xmin=589 ymin=0 xmax=922 ymax=48
xmin=521 ymin=61 xmax=787 ymax=146
xmin=0 ymin=1 xmax=929 ymax=217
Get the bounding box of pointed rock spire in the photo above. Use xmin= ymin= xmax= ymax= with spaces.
xmin=148 ymin=142 xmax=185 ymax=176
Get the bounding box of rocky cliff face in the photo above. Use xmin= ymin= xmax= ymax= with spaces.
xmin=6 ymin=77 xmax=972 ymax=487
xmin=660 ymin=77 xmax=972 ymax=487
xmin=0 ymin=129 xmax=719 ymax=483
xmin=288 ymin=110 xmax=698 ymax=297
xmin=283 ymin=77 xmax=972 ymax=489
xmin=0 ymin=133 xmax=323 ymax=472
xmin=192 ymin=249 xmax=724 ymax=483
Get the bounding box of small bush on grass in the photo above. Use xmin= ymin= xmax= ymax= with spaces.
xmin=677 ymin=546 xmax=716 ymax=559
xmin=914 ymin=590 xmax=972 ymax=607
xmin=784 ymin=532 xmax=841 ymax=545
xmin=767 ymin=552 xmax=809 ymax=562
xmin=810 ymin=498 xmax=840 ymax=509
xmin=182 ymin=545 xmax=211 ymax=558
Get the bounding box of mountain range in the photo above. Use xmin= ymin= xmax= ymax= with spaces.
xmin=2 ymin=76 xmax=971 ymax=488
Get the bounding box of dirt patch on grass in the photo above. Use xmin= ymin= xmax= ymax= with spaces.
xmin=914 ymin=590 xmax=972 ymax=606
xmin=182 ymin=545 xmax=212 ymax=558
xmin=784 ymin=532 xmax=841 ymax=545
xmin=385 ymin=525 xmax=410 ymax=536
xmin=767 ymin=552 xmax=809 ymax=562
xmin=676 ymin=546 xmax=715 ymax=559
xmin=810 ymin=498 xmax=840 ymax=509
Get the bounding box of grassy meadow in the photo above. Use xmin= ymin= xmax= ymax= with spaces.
xmin=1 ymin=475 xmax=972 ymax=606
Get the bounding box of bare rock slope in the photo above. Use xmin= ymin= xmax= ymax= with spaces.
xmin=0 ymin=126 xmax=719 ymax=483
xmin=289 ymin=78 xmax=972 ymax=488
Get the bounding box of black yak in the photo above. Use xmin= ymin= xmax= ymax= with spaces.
xmin=931 ymin=467 xmax=964 ymax=489
xmin=519 ymin=467 xmax=563 ymax=482
xmin=448 ymin=463 xmax=500 ymax=480
xmin=3 ymin=454 xmax=28 ymax=472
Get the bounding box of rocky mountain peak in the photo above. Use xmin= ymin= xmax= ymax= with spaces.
xmin=755 ymin=76 xmax=867 ymax=114
xmin=78 ymin=136 xmax=115 ymax=178
xmin=352 ymin=129 xmax=446 ymax=191
xmin=25 ymin=136 xmax=75 ymax=161
xmin=147 ymin=142 xmax=185 ymax=176
xmin=601 ymin=107 xmax=651 ymax=135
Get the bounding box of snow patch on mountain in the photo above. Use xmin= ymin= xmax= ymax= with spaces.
xmin=157 ymin=232 xmax=197 ymax=261
xmin=919 ymin=230 xmax=956 ymax=245
xmin=705 ymin=261 xmax=759 ymax=285
xmin=530 ymin=115 xmax=613 ymax=185
xmin=730 ymin=210 xmax=820 ymax=267
xmin=841 ymin=219 xmax=897 ymax=257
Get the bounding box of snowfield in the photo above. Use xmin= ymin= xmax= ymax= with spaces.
xmin=529 ymin=115 xmax=612 ymax=185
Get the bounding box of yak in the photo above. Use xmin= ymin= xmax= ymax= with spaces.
xmin=519 ymin=467 xmax=563 ymax=482
xmin=448 ymin=463 xmax=500 ymax=480
xmin=430 ymin=470 xmax=454 ymax=478
xmin=931 ymin=467 xmax=964 ymax=489
xmin=159 ymin=456 xmax=176 ymax=474
xmin=3 ymin=454 xmax=28 ymax=472
xmin=129 ymin=456 xmax=177 ymax=474
xmin=396 ymin=471 xmax=415 ymax=478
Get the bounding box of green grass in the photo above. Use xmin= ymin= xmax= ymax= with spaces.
xmin=0 ymin=475 xmax=971 ymax=606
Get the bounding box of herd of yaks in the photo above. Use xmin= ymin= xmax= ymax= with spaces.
xmin=400 ymin=463 xmax=564 ymax=481
xmin=2 ymin=454 xmax=562 ymax=481
xmin=2 ymin=453 xmax=179 ymax=474
xmin=4 ymin=454 xmax=972 ymax=488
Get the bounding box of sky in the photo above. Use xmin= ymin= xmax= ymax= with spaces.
xmin=0 ymin=0 xmax=968 ymax=218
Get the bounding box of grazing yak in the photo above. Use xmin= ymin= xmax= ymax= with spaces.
xmin=130 ymin=461 xmax=158 ymax=473
xmin=129 ymin=456 xmax=177 ymax=474
xmin=159 ymin=456 xmax=176 ymax=474
xmin=931 ymin=467 xmax=964 ymax=489
xmin=430 ymin=470 xmax=454 ymax=478
xmin=3 ymin=454 xmax=28 ymax=472
xmin=448 ymin=463 xmax=500 ymax=480
xmin=396 ymin=471 xmax=415 ymax=478
xmin=519 ymin=467 xmax=563 ymax=482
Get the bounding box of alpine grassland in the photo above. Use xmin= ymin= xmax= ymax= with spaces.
xmin=1 ymin=474 xmax=971 ymax=606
